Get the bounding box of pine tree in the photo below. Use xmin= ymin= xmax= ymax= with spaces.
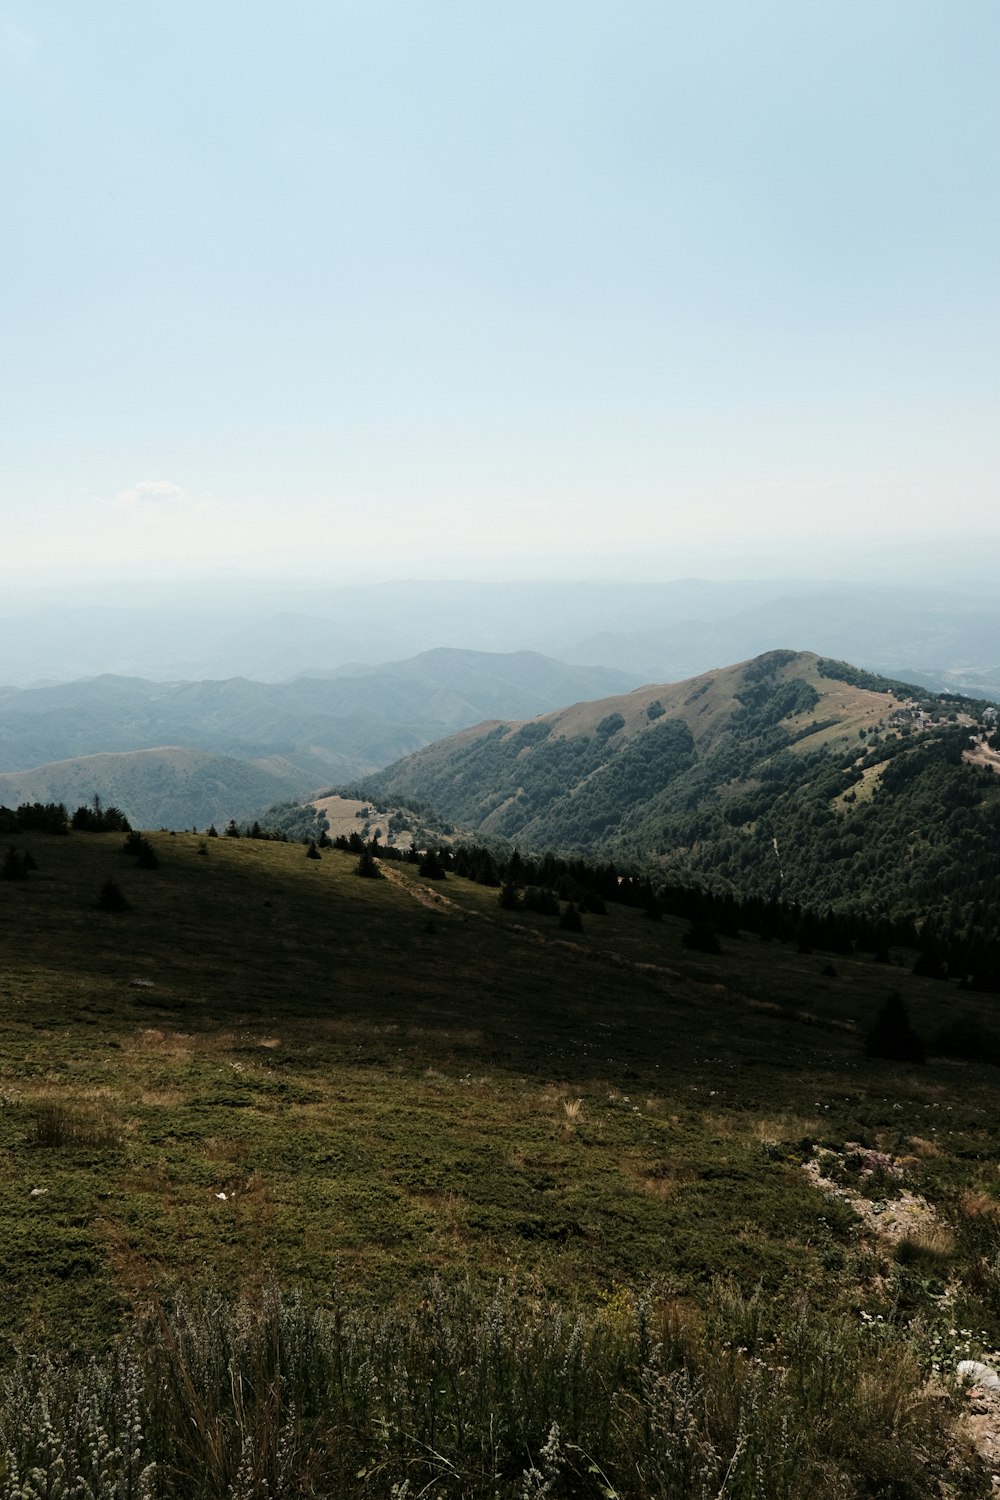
xmin=866 ymin=992 xmax=925 ymax=1063
xmin=97 ymin=878 xmax=129 ymax=912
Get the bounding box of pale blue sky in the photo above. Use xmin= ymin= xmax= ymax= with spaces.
xmin=2 ymin=1 xmax=998 ymax=580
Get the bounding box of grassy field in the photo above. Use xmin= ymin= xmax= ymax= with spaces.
xmin=1 ymin=829 xmax=999 ymax=1492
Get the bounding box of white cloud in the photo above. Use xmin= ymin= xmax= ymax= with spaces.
xmin=116 ymin=479 xmax=187 ymax=508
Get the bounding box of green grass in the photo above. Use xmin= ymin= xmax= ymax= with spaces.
xmin=1 ymin=829 xmax=999 ymax=1489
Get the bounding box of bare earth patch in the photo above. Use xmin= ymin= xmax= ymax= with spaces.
xmin=805 ymin=1153 xmax=941 ymax=1244
xmin=964 ymin=737 xmax=1000 ymax=775
xmin=806 ymin=1147 xmax=1000 ymax=1483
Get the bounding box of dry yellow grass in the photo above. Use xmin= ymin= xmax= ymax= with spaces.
xmin=619 ymin=1154 xmax=694 ymax=1199
xmin=959 ymin=1190 xmax=1000 ymax=1220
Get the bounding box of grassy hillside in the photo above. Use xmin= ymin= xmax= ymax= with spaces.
xmin=370 ymin=650 xmax=1000 ymax=927
xmin=0 ymin=825 xmax=999 ymax=1490
xmin=0 ymin=746 xmax=304 ymax=830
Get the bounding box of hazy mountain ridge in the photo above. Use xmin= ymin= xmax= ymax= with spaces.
xmin=5 ymin=575 xmax=1000 ymax=693
xmin=564 ymin=587 xmax=1000 ymax=698
xmin=0 ymin=649 xmax=641 ymax=826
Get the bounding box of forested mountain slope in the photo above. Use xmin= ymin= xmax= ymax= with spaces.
xmin=0 ymin=649 xmax=639 ymax=795
xmin=369 ymin=649 xmax=1000 ymax=924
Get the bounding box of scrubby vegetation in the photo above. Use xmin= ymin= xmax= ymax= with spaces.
xmin=0 ymin=1279 xmax=980 ymax=1498
xmin=242 ymin=799 xmax=331 ymax=843
xmin=3 ymin=808 xmax=1000 ymax=1491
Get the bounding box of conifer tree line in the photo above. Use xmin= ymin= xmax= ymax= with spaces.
xmin=324 ymin=826 xmax=1000 ymax=989
xmin=7 ymin=783 xmax=1000 ymax=989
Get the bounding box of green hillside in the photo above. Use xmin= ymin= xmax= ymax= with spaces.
xmin=0 ymin=650 xmax=639 ymax=781
xmin=370 ymin=649 xmax=1000 ymax=927
xmin=0 ymin=746 xmax=303 ymax=830
xmin=0 ymin=650 xmax=640 ymax=828
xmin=0 ymin=825 xmax=998 ymax=1492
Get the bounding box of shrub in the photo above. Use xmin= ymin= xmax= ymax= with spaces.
xmin=418 ymin=849 xmax=447 ymax=879
xmin=683 ymin=918 xmax=722 ymax=955
xmin=123 ymin=832 xmax=160 ymax=868
xmin=355 ymin=850 xmax=382 ymax=879
xmin=498 ymin=880 xmax=521 ymax=911
xmin=97 ymin=878 xmax=129 ymax=912
xmin=523 ymin=885 xmax=559 ymax=916
xmin=0 ymin=847 xmax=33 ymax=880
xmin=31 ymin=1101 xmax=120 ymax=1150
xmin=866 ymin=993 xmax=926 ymax=1063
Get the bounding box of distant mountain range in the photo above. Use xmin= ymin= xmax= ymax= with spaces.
xmin=0 ymin=649 xmax=640 ymax=827
xmin=369 ymin=650 xmax=1000 ymax=925
xmin=4 ymin=576 xmax=1000 ymax=695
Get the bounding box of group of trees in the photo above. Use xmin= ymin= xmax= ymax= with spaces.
xmin=0 ymin=797 xmax=132 ymax=835
xmin=341 ymin=831 xmax=1000 ymax=993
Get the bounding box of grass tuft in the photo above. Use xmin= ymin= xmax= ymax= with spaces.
xmin=31 ymin=1100 xmax=121 ymax=1150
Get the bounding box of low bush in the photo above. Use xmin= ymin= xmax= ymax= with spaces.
xmin=97 ymin=877 xmax=130 ymax=911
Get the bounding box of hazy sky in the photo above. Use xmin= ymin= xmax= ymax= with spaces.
xmin=2 ymin=2 xmax=998 ymax=582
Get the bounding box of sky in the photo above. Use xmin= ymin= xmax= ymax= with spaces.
xmin=2 ymin=1 xmax=999 ymax=584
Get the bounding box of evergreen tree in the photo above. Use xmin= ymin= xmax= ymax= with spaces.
xmin=866 ymin=992 xmax=925 ymax=1063
xmin=418 ymin=849 xmax=447 ymax=880
xmin=97 ymin=878 xmax=129 ymax=912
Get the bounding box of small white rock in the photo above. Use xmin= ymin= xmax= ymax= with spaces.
xmin=958 ymin=1360 xmax=1000 ymax=1392
xmin=29 ymin=1187 xmax=47 ymax=1198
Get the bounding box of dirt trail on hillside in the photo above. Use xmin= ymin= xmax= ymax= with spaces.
xmin=377 ymin=862 xmax=466 ymax=914
xmin=376 ymin=862 xmax=683 ymax=987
